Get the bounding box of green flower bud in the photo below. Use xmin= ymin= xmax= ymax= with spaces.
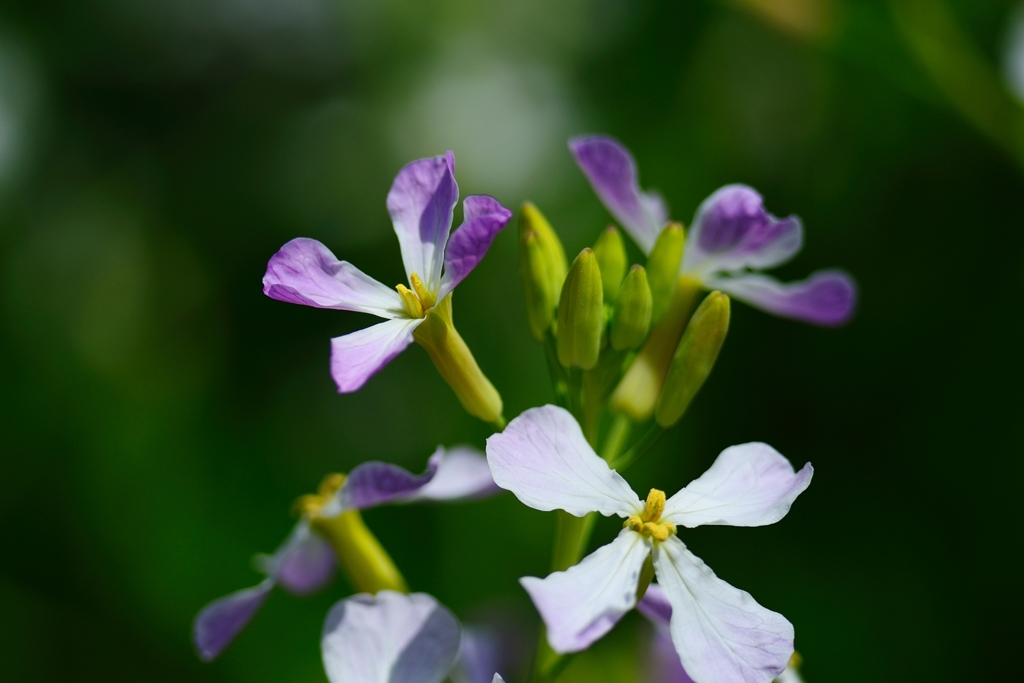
xmin=655 ymin=291 xmax=731 ymax=428
xmin=519 ymin=203 xmax=568 ymax=341
xmin=593 ymin=226 xmax=627 ymax=304
xmin=610 ymin=265 xmax=652 ymax=351
xmin=609 ymin=276 xmax=702 ymax=421
xmin=646 ymin=223 xmax=685 ymax=325
xmin=557 ymin=248 xmax=604 ymax=370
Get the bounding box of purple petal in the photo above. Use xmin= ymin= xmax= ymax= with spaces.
xmin=329 ymin=318 xmax=422 ymax=392
xmin=271 ymin=526 xmax=337 ymax=595
xmin=683 ymin=185 xmax=802 ymax=275
xmin=637 ymin=583 xmax=673 ymax=628
xmin=654 ymin=537 xmax=793 ymax=683
xmin=486 ymin=405 xmax=642 ymax=518
xmin=338 ymin=458 xmax=440 ymax=511
xmin=520 ymin=530 xmax=649 ymax=654
xmin=438 ymin=195 xmax=513 ymax=300
xmin=455 ymin=628 xmax=502 ymax=683
xmin=569 ymin=136 xmax=667 ymax=254
xmin=321 ymin=591 xmax=462 ymax=683
xmin=193 ymin=580 xmax=274 ymax=661
xmin=708 ymin=270 xmax=857 ymax=326
xmin=387 ymin=154 xmax=459 ymax=294
xmin=409 ymin=446 xmax=500 ymax=502
xmin=662 ymin=443 xmax=812 ymax=529
xmin=263 ymin=238 xmax=404 ymax=317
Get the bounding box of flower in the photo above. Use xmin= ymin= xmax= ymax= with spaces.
xmin=320 ymin=590 xmax=507 ymax=683
xmin=569 ymin=135 xmax=856 ymax=326
xmin=486 ymin=405 xmax=813 ymax=683
xmin=638 ymin=584 xmax=806 ymax=683
xmin=193 ymin=445 xmax=498 ymax=661
xmin=263 ymin=152 xmax=512 ymax=422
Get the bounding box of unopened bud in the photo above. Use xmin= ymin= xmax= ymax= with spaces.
xmin=610 ymin=276 xmax=701 ymax=421
xmin=655 ymin=291 xmax=730 ymax=427
xmin=519 ymin=203 xmax=567 ymax=341
xmin=593 ymin=226 xmax=627 ymax=304
xmin=646 ymin=223 xmax=685 ymax=325
xmin=611 ymin=265 xmax=652 ymax=351
xmin=413 ymin=295 xmax=504 ymax=425
xmin=557 ymin=248 xmax=604 ymax=370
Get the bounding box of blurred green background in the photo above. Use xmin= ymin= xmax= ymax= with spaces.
xmin=1 ymin=0 xmax=1023 ymax=681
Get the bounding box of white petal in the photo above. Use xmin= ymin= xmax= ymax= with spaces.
xmin=492 ymin=676 xmax=505 ymax=683
xmin=520 ymin=530 xmax=649 ymax=653
xmin=653 ymin=537 xmax=793 ymax=683
xmin=662 ymin=443 xmax=812 ymax=528
xmin=408 ymin=446 xmax=499 ymax=502
xmin=485 ymin=405 xmax=642 ymax=517
xmin=321 ymin=591 xmax=461 ymax=683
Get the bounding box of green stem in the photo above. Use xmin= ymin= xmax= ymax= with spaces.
xmin=609 ymin=424 xmax=667 ymax=472
xmin=600 ymin=413 xmax=632 ymax=463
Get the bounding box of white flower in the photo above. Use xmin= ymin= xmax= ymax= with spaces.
xmin=486 ymin=405 xmax=813 ymax=683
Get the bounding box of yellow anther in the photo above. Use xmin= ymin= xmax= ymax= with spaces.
xmin=397 ymin=284 xmax=425 ymax=318
xmin=624 ymin=488 xmax=676 ymax=542
xmin=293 ymin=473 xmax=347 ymax=519
xmin=410 ymin=273 xmax=436 ymax=309
xmin=788 ymin=652 xmax=803 ymax=670
xmin=642 ymin=488 xmax=666 ymax=523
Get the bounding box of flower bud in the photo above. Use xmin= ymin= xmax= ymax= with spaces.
xmin=519 ymin=203 xmax=567 ymax=341
xmin=413 ymin=294 xmax=504 ymax=425
xmin=557 ymin=248 xmax=604 ymax=370
xmin=646 ymin=223 xmax=685 ymax=325
xmin=655 ymin=291 xmax=730 ymax=427
xmin=609 ymin=276 xmax=701 ymax=421
xmin=610 ymin=265 xmax=652 ymax=351
xmin=593 ymin=226 xmax=627 ymax=304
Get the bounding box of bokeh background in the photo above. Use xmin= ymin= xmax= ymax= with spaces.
xmin=2 ymin=0 xmax=1023 ymax=681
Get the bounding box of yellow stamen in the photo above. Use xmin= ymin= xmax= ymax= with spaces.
xmin=292 ymin=472 xmax=347 ymax=519
xmin=410 ymin=273 xmax=436 ymax=309
xmin=397 ymin=284 xmax=425 ymax=318
xmin=624 ymin=488 xmax=676 ymax=541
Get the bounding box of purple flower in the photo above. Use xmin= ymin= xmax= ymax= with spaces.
xmin=319 ymin=590 xmax=507 ymax=683
xmin=569 ymin=136 xmax=856 ymax=326
xmin=486 ymin=405 xmax=812 ymax=683
xmin=263 ymin=152 xmax=512 ymax=393
xmin=639 ymin=585 xmax=805 ymax=683
xmin=193 ymin=446 xmax=498 ymax=661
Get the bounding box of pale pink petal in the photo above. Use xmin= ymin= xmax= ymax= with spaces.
xmin=520 ymin=530 xmax=649 ymax=653
xmin=409 ymin=446 xmax=499 ymax=502
xmin=662 ymin=443 xmax=812 ymax=529
xmin=438 ymin=195 xmax=512 ymax=300
xmin=321 ymin=591 xmax=461 ymax=683
xmin=653 ymin=537 xmax=794 ymax=683
xmin=329 ymin=318 xmax=422 ymax=393
xmin=485 ymin=405 xmax=642 ymax=518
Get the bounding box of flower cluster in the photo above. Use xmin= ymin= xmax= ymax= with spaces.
xmin=194 ymin=137 xmax=855 ymax=682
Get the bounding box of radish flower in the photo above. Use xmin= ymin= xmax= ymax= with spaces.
xmin=486 ymin=405 xmax=812 ymax=683
xmin=570 ymin=135 xmax=855 ymax=326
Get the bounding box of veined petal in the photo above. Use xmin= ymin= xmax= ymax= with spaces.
xmin=707 ymin=270 xmax=857 ymax=327
xmin=409 ymin=446 xmax=499 ymax=502
xmin=387 ymin=153 xmax=459 ymax=294
xmin=193 ymin=579 xmax=274 ymax=661
xmin=654 ymin=537 xmax=794 ymax=683
xmin=321 ymin=591 xmax=461 ymax=683
xmin=486 ymin=405 xmax=642 ymax=518
xmin=336 ymin=458 xmax=439 ymax=512
xmin=662 ymin=443 xmax=812 ymax=529
xmin=683 ymin=185 xmax=802 ymax=276
xmin=256 ymin=522 xmax=337 ymax=595
xmin=521 ymin=530 xmax=649 ymax=653
xmin=329 ymin=318 xmax=422 ymax=393
xmin=438 ymin=195 xmax=513 ymax=300
xmin=569 ymin=136 xmax=667 ymax=254
xmin=263 ymin=238 xmax=404 ymax=317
